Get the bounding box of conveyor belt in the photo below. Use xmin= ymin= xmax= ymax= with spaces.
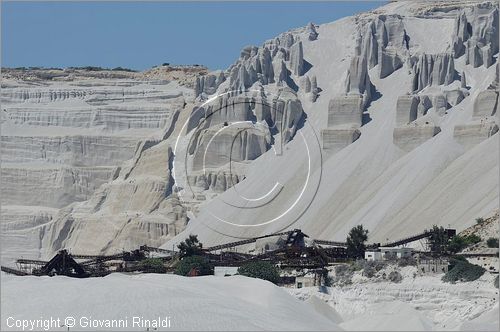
xmin=16 ymin=259 xmax=48 ymax=265
xmin=1 ymin=266 xmax=29 ymax=276
xmin=204 ymin=230 xmax=301 ymax=252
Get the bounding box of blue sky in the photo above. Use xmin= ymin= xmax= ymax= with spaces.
xmin=2 ymin=1 xmax=383 ymax=71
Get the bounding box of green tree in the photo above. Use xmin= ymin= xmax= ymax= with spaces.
xmin=237 ymin=261 xmax=280 ymax=284
xmin=487 ymin=237 xmax=499 ymax=248
xmin=177 ymin=234 xmax=203 ymax=258
xmin=174 ymin=255 xmax=213 ymax=276
xmin=476 ymin=217 xmax=485 ymax=225
xmin=346 ymin=225 xmax=369 ymax=259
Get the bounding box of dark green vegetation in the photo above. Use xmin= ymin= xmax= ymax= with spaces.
xmin=174 ymin=255 xmax=213 ymax=276
xmin=442 ymin=258 xmax=485 ymax=283
xmin=346 ymin=225 xmax=369 ymax=259
xmin=237 ymin=261 xmax=280 ymax=284
xmin=177 ymin=234 xmax=203 ymax=258
xmin=138 ymin=258 xmax=166 ymax=273
xmin=447 ymin=234 xmax=481 ymax=253
xmin=487 ymin=237 xmax=499 ymax=248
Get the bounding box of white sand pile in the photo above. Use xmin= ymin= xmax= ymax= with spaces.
xmin=1 ymin=273 xmax=341 ymax=331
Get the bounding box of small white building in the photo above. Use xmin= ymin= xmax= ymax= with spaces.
xmin=365 ymin=249 xmax=383 ymax=261
xmin=365 ymin=247 xmax=413 ymax=261
xmin=214 ymin=266 xmax=238 ymax=277
xmin=295 ymin=276 xmax=316 ymax=288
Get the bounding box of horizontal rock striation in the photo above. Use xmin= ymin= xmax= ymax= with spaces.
xmin=328 ymin=95 xmax=364 ymax=127
xmin=1 ymin=165 xmax=115 ymax=208
xmin=393 ymin=125 xmax=441 ymax=152
xmin=1 ymin=135 xmax=138 ymax=166
xmin=453 ymin=121 xmax=499 ymax=150
xmin=321 ymin=128 xmax=361 ymax=152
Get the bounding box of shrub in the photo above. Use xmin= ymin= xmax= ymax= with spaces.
xmin=442 ymin=259 xmax=485 ymax=283
xmin=237 ymin=261 xmax=280 ymax=284
xmin=465 ymin=234 xmax=481 ymax=244
xmin=476 ymin=218 xmax=485 ymax=225
xmin=388 ymin=271 xmax=403 ymax=283
xmin=487 ymin=237 xmax=499 ymax=248
xmin=174 ymin=255 xmax=213 ymax=276
xmin=398 ymin=256 xmax=417 ymax=267
xmin=350 ymin=259 xmax=366 ymax=271
xmin=333 ymin=264 xmax=354 ymax=285
xmin=362 ymin=260 xmax=386 ymax=278
xmin=138 ymin=258 xmax=166 ymax=273
xmin=447 ymin=234 xmax=482 ymax=253
xmin=111 ymin=66 xmax=136 ymax=72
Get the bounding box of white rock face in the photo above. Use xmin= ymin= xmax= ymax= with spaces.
xmin=290 ymin=41 xmax=305 ymax=76
xmin=162 ymin=0 xmax=499 ymax=251
xmin=410 ymin=53 xmax=456 ymax=92
xmin=452 ymin=2 xmax=499 ymax=68
xmin=322 ymin=128 xmax=361 ymax=152
xmin=473 ymin=89 xmax=498 ymax=118
xmin=0 ymin=67 xmax=195 ymax=262
xmin=395 ymin=95 xmax=419 ymax=126
xmin=327 ymin=95 xmax=363 ymax=127
xmin=393 ymin=125 xmax=442 ymax=152
xmin=454 ymin=121 xmax=499 ymax=150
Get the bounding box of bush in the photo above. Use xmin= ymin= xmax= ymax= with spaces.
xmin=333 ymin=264 xmax=353 ymax=284
xmin=487 ymin=237 xmax=499 ymax=248
xmin=442 ymin=259 xmax=485 ymax=283
xmin=138 ymin=258 xmax=166 ymax=273
xmin=237 ymin=261 xmax=280 ymax=284
xmin=111 ymin=66 xmax=136 ymax=72
xmin=465 ymin=234 xmax=481 ymax=244
xmin=174 ymin=255 xmax=213 ymax=276
xmin=476 ymin=218 xmax=485 ymax=225
xmin=388 ymin=271 xmax=403 ymax=283
xmin=398 ymin=256 xmax=417 ymax=267
xmin=447 ymin=234 xmax=482 ymax=253
xmin=350 ymin=259 xmax=366 ymax=271
xmin=362 ymin=260 xmax=386 ymax=278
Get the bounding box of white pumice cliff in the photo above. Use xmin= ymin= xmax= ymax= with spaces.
xmin=1 ymin=0 xmax=498 ymax=264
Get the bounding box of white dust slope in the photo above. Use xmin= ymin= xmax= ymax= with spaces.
xmin=0 ymin=273 xmax=341 ymax=331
